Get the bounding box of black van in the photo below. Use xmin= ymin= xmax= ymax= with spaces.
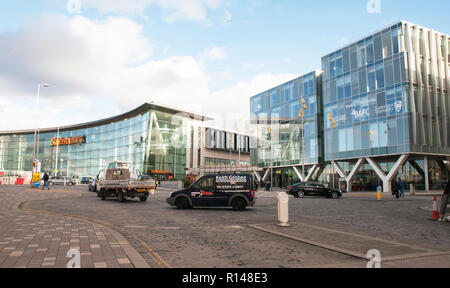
xmin=167 ymin=174 xmax=256 ymax=211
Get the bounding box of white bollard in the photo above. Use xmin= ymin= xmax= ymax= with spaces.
xmin=277 ymin=192 xmax=290 ymax=227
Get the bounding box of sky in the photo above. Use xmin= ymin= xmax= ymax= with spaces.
xmin=0 ymin=0 xmax=449 ymax=133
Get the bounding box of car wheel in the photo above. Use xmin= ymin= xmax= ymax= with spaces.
xmin=49 ymin=182 xmax=54 ymax=186
xmin=232 ymin=198 xmax=247 ymax=211
xmin=175 ymin=197 xmax=189 ymax=210
xmin=298 ymin=191 xmax=305 ymax=198
xmin=330 ymin=191 xmax=338 ymax=199
xmin=68 ymin=182 xmax=73 ymax=186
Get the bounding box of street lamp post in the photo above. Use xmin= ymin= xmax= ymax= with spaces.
xmin=33 ymin=84 xmax=49 ymax=165
xmin=328 ymin=113 xmax=337 ymax=188
xmin=54 ymin=127 xmax=60 ymax=177
xmin=298 ymin=99 xmax=308 ymax=179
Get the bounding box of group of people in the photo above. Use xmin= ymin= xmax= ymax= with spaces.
xmin=392 ymin=178 xmax=405 ymax=198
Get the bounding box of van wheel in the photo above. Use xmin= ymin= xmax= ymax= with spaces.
xmin=175 ymin=197 xmax=189 ymax=210
xmin=232 ymin=198 xmax=247 ymax=211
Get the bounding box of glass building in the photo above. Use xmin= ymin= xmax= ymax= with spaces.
xmin=0 ymin=103 xmax=209 ymax=180
xmin=251 ymin=21 xmax=450 ymax=192
xmin=321 ymin=21 xmax=450 ymax=192
xmin=250 ymin=71 xmax=324 ymax=187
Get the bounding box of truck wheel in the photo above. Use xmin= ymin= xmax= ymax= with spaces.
xmin=175 ymin=197 xmax=189 ymax=210
xmin=118 ymin=191 xmax=125 ymax=202
xmin=100 ymin=190 xmax=106 ymax=201
xmin=232 ymin=198 xmax=247 ymax=211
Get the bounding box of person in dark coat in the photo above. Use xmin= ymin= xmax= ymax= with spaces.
xmin=42 ymin=173 xmax=50 ymax=190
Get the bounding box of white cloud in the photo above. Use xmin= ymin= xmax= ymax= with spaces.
xmin=0 ymin=14 xmax=210 ymax=130
xmin=201 ymin=46 xmax=228 ymax=61
xmin=0 ymin=13 xmax=295 ymax=135
xmin=77 ymin=0 xmax=223 ymax=22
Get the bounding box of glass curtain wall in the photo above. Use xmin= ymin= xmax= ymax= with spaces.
xmin=322 ymin=22 xmax=409 ymax=161
xmin=250 ymin=71 xmax=323 ymax=168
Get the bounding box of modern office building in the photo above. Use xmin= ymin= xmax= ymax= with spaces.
xmin=0 ymin=103 xmax=250 ymax=184
xmin=250 ymin=71 xmax=324 ymax=187
xmin=251 ymin=21 xmax=450 ymax=192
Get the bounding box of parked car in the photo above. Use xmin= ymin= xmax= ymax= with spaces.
xmin=287 ymin=182 xmax=343 ymax=199
xmin=89 ymin=170 xmax=104 ymax=193
xmin=167 ymin=173 xmax=256 ymax=211
xmin=48 ymin=176 xmax=76 ymax=187
xmin=81 ymin=177 xmax=94 ymax=184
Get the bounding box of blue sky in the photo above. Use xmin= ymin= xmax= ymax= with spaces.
xmin=0 ymin=0 xmax=449 ymax=131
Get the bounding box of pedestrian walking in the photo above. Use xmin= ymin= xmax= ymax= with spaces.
xmin=398 ymin=178 xmax=405 ymax=198
xmin=41 ymin=172 xmax=50 ymax=190
xmin=392 ymin=181 xmax=400 ymax=199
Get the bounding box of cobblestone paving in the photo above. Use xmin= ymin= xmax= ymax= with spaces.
xmin=7 ymin=185 xmax=450 ymax=268
xmin=0 ymin=186 xmax=148 ymax=268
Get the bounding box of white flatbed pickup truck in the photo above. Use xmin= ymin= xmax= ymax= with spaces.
xmin=97 ymin=161 xmax=156 ymax=202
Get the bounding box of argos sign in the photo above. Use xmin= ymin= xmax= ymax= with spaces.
xmin=51 ymin=135 xmax=86 ymax=146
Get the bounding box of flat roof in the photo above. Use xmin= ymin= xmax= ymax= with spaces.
xmin=0 ymin=102 xmax=213 ymax=136
xmin=250 ymin=70 xmax=321 ymax=100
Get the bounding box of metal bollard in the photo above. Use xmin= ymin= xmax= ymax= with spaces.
xmin=277 ymin=193 xmax=290 ymax=227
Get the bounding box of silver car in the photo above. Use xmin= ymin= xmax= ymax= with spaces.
xmin=48 ymin=176 xmax=76 ymax=186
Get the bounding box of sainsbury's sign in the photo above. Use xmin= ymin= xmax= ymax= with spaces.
xmin=50 ymin=135 xmax=86 ymax=146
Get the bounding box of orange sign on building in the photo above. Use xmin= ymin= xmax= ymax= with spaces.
xmin=50 ymin=135 xmax=86 ymax=146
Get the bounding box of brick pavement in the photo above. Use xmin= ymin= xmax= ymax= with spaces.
xmin=0 ymin=186 xmax=149 ymax=268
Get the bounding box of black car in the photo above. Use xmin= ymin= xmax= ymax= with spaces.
xmin=287 ymin=182 xmax=343 ymax=199
xmin=167 ymin=174 xmax=256 ymax=211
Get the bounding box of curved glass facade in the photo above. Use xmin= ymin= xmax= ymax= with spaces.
xmin=0 ymin=104 xmax=193 ymax=179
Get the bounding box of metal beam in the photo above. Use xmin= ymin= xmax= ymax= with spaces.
xmin=424 ymin=156 xmax=430 ymax=192
xmin=332 ymin=162 xmax=346 ymax=179
xmin=262 ymin=168 xmax=271 ymax=182
xmin=292 ymin=166 xmax=304 ymax=182
xmin=346 ymin=159 xmax=365 ymax=193
xmin=253 ymin=171 xmax=262 ymax=182
xmin=366 ymin=155 xmax=409 ymax=193
xmin=304 ymin=164 xmax=318 ymax=183
xmin=312 ymin=165 xmax=325 ymax=181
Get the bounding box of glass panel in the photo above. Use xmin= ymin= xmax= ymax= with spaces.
xmin=374 ymin=36 xmax=383 ymax=61
xmin=366 ymin=39 xmax=374 ymax=64
xmin=368 ymin=67 xmax=376 ymax=91
xmin=376 ymin=63 xmax=385 ymax=89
